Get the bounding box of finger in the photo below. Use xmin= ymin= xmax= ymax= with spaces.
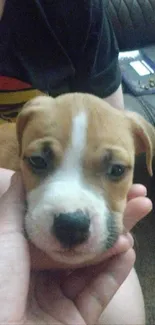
xmin=127 ymin=184 xmax=147 ymax=201
xmin=124 ymin=196 xmax=152 ymax=231
xmin=0 ymin=171 xmax=29 ymax=322
xmin=0 ymin=171 xmax=25 ymax=233
xmin=98 ymin=232 xmax=134 ymax=261
xmin=35 ymin=272 xmax=86 ymax=325
xmin=0 ymin=168 xmax=15 ymax=196
xmin=75 ymin=248 xmax=135 ymax=325
xmin=62 ymin=233 xmax=134 ymax=299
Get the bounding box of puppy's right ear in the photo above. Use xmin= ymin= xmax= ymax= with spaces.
xmin=127 ymin=111 xmax=155 ymax=176
xmin=16 ymin=95 xmax=53 ymax=156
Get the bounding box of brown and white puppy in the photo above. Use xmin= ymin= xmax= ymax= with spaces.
xmin=0 ymin=93 xmax=154 ymax=266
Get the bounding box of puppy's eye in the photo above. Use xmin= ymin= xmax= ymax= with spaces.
xmin=28 ymin=156 xmax=48 ymax=170
xmin=24 ymin=145 xmax=54 ymax=174
xmin=106 ymin=164 xmax=126 ymax=181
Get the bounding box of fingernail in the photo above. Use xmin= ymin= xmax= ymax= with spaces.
xmin=144 ymin=188 xmax=147 ymax=197
xmin=126 ymin=233 xmax=134 ymax=247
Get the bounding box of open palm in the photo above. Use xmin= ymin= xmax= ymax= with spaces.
xmin=0 ymin=169 xmax=152 ymax=324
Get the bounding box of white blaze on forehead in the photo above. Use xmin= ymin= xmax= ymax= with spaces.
xmin=72 ymin=111 xmax=87 ymax=155
xmin=61 ymin=111 xmax=87 ymax=174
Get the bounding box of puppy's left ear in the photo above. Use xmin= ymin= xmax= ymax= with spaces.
xmin=16 ymin=95 xmax=53 ymax=156
xmin=127 ymin=111 xmax=155 ymax=176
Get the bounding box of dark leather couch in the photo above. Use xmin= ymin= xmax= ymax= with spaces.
xmin=107 ymin=0 xmax=155 ymax=51
xmin=107 ymin=0 xmax=155 ymax=126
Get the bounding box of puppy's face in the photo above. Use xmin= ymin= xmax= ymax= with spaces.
xmin=17 ymin=93 xmax=154 ymax=266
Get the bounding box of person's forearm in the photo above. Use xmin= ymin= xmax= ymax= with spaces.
xmin=104 ymin=84 xmax=124 ymax=110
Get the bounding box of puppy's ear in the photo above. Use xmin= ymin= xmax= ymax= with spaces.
xmin=16 ymin=95 xmax=53 ymax=155
xmin=127 ymin=112 xmax=155 ymax=176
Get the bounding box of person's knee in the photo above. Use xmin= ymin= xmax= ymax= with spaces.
xmin=98 ymin=268 xmax=145 ymax=325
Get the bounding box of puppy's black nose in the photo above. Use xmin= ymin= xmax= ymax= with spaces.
xmin=53 ymin=210 xmax=90 ymax=248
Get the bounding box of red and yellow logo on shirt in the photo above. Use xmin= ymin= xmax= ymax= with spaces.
xmin=0 ymin=76 xmax=42 ymax=123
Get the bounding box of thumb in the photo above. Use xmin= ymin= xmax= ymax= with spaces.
xmin=0 ymin=172 xmax=25 ymax=234
xmin=0 ymin=172 xmax=30 ymax=323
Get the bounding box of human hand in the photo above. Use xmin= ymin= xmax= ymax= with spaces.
xmin=0 ymin=169 xmax=29 ymax=323
xmin=0 ymin=168 xmax=152 ymax=324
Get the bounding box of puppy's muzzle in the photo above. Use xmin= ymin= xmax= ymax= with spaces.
xmin=53 ymin=209 xmax=90 ymax=248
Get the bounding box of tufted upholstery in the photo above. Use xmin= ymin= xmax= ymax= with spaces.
xmin=107 ymin=0 xmax=155 ymax=51
xmin=105 ymin=0 xmax=155 ymax=127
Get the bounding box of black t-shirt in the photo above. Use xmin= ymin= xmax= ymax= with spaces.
xmin=0 ymin=0 xmax=121 ymax=118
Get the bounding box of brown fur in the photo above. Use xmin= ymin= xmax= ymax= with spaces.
xmin=0 ymin=93 xmax=154 ymax=226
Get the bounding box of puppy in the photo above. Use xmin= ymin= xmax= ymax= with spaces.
xmin=0 ymin=93 xmax=154 ymax=266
